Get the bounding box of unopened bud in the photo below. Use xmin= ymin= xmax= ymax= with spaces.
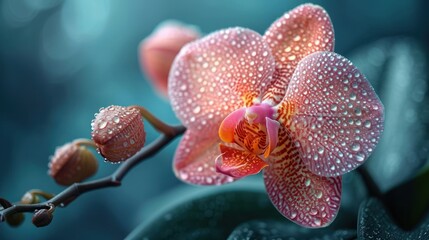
xmin=91 ymin=105 xmax=146 ymax=163
xmin=32 ymin=207 xmax=54 ymax=228
xmin=48 ymin=142 xmax=98 ymax=186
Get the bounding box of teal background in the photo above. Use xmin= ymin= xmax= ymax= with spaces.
xmin=1 ymin=0 xmax=428 ymax=239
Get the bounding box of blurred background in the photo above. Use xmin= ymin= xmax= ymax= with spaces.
xmin=1 ymin=0 xmax=428 ymax=239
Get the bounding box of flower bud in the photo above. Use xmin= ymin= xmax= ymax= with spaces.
xmin=1 ymin=198 xmax=25 ymax=227
xmin=21 ymin=192 xmax=40 ymax=204
xmin=139 ymin=20 xmax=200 ymax=97
xmin=48 ymin=142 xmax=98 ymax=186
xmin=6 ymin=213 xmax=24 ymax=227
xmin=91 ymin=105 xmax=146 ymax=163
xmin=32 ymin=208 xmax=53 ymax=228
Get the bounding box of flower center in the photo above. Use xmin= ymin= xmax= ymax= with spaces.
xmin=219 ymin=103 xmax=280 ymax=157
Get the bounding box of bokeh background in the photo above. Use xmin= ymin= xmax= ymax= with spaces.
xmin=1 ymin=0 xmax=428 ymax=239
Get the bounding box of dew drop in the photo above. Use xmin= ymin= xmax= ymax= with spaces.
xmin=314 ymin=218 xmax=322 ymax=226
xmin=317 ymin=147 xmax=324 ymax=154
xmin=305 ymin=178 xmax=311 ymax=187
xmin=364 ymin=120 xmax=371 ymax=128
xmin=316 ymin=190 xmax=323 ymax=199
xmin=288 ymin=55 xmax=296 ymax=61
xmin=193 ymin=106 xmax=201 ymax=114
xmin=290 ymin=212 xmax=297 ymax=219
xmin=354 ymin=108 xmax=362 ymax=116
xmin=113 ymin=116 xmax=120 ymax=123
xmin=330 ymin=104 xmax=338 ymax=111
xmin=351 ymin=143 xmax=361 ymax=151
xmin=310 ymin=208 xmax=318 ymax=215
xmin=180 ymin=171 xmax=189 ymax=180
xmin=356 ymin=152 xmax=365 ymax=162
xmin=98 ymin=121 xmax=107 ymax=129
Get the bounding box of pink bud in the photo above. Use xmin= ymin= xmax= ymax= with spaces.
xmin=139 ymin=20 xmax=200 ymax=97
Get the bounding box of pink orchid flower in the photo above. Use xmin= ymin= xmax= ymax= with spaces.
xmin=168 ymin=4 xmax=384 ymax=228
xmin=139 ymin=20 xmax=200 ymax=97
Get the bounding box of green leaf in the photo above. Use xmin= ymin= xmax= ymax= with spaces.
xmin=349 ymin=37 xmax=429 ymax=192
xmin=227 ymin=220 xmax=356 ymax=240
xmin=358 ymin=198 xmax=429 ymax=239
xmin=126 ymin=178 xmax=286 ymax=240
xmin=382 ymin=165 xmax=429 ymax=229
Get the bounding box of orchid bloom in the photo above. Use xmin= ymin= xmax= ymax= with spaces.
xmin=168 ymin=4 xmax=384 ymax=228
xmin=139 ymin=20 xmax=200 ymax=97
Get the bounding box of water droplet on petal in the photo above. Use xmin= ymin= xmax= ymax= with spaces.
xmin=351 ymin=142 xmax=361 ymax=151
xmin=330 ymin=104 xmax=337 ymax=111
xmin=193 ymin=106 xmax=201 ymax=114
xmin=305 ymin=178 xmax=311 ymax=187
xmin=356 ymin=152 xmax=365 ymax=162
xmin=180 ymin=171 xmax=188 ymax=180
xmin=316 ymin=190 xmax=323 ymax=199
xmin=113 ymin=116 xmax=120 ymax=123
xmin=364 ymin=120 xmax=371 ymax=128
xmin=98 ymin=121 xmax=107 ymax=129
xmin=314 ymin=218 xmax=321 ymax=226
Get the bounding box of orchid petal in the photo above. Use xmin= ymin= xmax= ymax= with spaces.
xmin=219 ymin=107 xmax=246 ymax=143
xmin=139 ymin=20 xmax=200 ymax=97
xmin=169 ymin=28 xmax=276 ymax=131
xmin=216 ymin=144 xmax=268 ymax=178
xmin=263 ymin=127 xmax=342 ymax=228
xmin=174 ymin=129 xmax=236 ymax=185
xmin=282 ymin=51 xmax=384 ymax=177
xmin=264 ymin=117 xmax=280 ymax=158
xmin=262 ymin=4 xmax=334 ymax=104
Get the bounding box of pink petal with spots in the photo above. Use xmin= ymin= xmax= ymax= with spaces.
xmin=216 ymin=144 xmax=268 ymax=178
xmin=262 ymin=4 xmax=334 ymax=104
xmin=282 ymin=51 xmax=384 ymax=177
xmin=263 ymin=127 xmax=342 ymax=228
xmin=169 ymin=27 xmax=276 ymax=131
xmin=173 ymin=129 xmax=236 ymax=185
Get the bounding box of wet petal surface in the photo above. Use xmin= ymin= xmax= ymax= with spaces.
xmin=280 ymin=51 xmax=384 ymax=177
xmin=262 ymin=4 xmax=334 ymax=104
xmin=169 ymin=27 xmax=276 ymax=131
xmin=174 ymin=129 xmax=235 ymax=185
xmin=263 ymin=126 xmax=342 ymax=228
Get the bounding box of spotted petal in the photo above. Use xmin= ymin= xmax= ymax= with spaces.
xmin=281 ymin=51 xmax=384 ymax=177
xmin=169 ymin=27 xmax=276 ymax=132
xmin=216 ymin=144 xmax=268 ymax=178
xmin=263 ymin=126 xmax=342 ymax=228
xmin=262 ymin=4 xmax=334 ymax=104
xmin=174 ymin=129 xmax=235 ymax=185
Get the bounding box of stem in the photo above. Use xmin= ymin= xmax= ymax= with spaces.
xmin=130 ymin=105 xmax=177 ymax=136
xmin=73 ymin=138 xmax=97 ymax=148
xmin=0 ymin=124 xmax=186 ymax=222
